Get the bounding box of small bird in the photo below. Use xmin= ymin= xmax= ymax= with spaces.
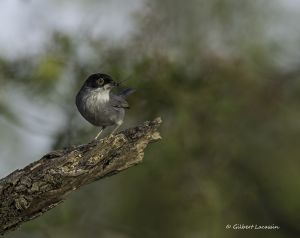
xmin=76 ymin=73 xmax=135 ymax=139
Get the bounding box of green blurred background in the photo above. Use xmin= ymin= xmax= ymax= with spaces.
xmin=1 ymin=0 xmax=300 ymax=237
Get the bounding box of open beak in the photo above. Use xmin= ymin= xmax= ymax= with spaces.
xmin=116 ymin=79 xmax=127 ymax=86
xmin=112 ymin=81 xmax=119 ymax=87
xmin=104 ymin=81 xmax=119 ymax=90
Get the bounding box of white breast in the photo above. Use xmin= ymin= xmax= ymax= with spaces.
xmin=86 ymin=88 xmax=110 ymax=106
xmin=95 ymin=89 xmax=110 ymax=103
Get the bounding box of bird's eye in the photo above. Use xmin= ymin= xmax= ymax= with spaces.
xmin=97 ymin=78 xmax=104 ymax=85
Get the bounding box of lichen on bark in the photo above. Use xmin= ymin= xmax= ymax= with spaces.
xmin=0 ymin=117 xmax=162 ymax=236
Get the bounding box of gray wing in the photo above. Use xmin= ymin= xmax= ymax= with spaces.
xmin=110 ymin=93 xmax=130 ymax=109
xmin=110 ymin=88 xmax=135 ymax=109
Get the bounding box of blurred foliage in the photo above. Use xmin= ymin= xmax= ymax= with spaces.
xmin=1 ymin=0 xmax=300 ymax=238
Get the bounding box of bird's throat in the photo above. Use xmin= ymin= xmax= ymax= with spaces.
xmin=95 ymin=89 xmax=110 ymax=103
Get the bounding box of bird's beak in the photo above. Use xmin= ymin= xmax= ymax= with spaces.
xmin=104 ymin=81 xmax=118 ymax=90
xmin=117 ymin=77 xmax=129 ymax=86
xmin=112 ymin=81 xmax=119 ymax=87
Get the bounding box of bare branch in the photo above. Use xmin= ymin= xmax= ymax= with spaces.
xmin=0 ymin=118 xmax=162 ymax=236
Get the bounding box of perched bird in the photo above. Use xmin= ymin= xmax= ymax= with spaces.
xmin=76 ymin=73 xmax=135 ymax=139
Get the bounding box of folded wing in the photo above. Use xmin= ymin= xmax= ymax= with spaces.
xmin=110 ymin=88 xmax=135 ymax=109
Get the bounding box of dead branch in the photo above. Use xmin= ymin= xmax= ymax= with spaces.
xmin=0 ymin=118 xmax=162 ymax=236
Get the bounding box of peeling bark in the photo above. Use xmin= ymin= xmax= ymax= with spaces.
xmin=0 ymin=118 xmax=162 ymax=236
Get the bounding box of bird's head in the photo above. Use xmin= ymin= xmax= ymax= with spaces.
xmin=84 ymin=73 xmax=119 ymax=91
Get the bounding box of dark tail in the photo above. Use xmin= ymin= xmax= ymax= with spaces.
xmin=117 ymin=88 xmax=136 ymax=98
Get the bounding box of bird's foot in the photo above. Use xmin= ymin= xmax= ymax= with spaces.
xmin=107 ymin=132 xmax=115 ymax=139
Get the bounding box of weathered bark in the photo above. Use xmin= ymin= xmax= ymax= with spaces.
xmin=0 ymin=118 xmax=162 ymax=236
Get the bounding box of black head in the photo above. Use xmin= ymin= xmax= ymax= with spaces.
xmin=84 ymin=73 xmax=118 ymax=88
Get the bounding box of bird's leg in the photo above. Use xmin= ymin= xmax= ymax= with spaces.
xmin=95 ymin=127 xmax=105 ymax=140
xmin=109 ymin=124 xmax=121 ymax=137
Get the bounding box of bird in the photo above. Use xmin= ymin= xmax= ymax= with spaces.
xmin=76 ymin=73 xmax=135 ymax=139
